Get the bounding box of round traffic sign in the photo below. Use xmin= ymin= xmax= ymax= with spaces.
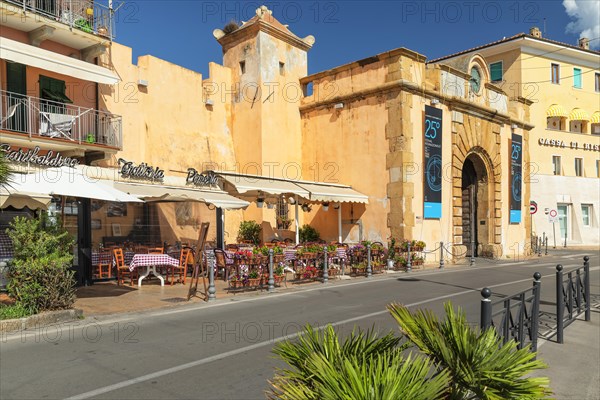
xmin=530 ymin=202 xmax=538 ymax=215
xmin=549 ymin=209 xmax=557 ymax=218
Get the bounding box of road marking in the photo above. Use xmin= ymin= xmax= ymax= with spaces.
xmin=64 ymin=274 xmax=556 ymax=400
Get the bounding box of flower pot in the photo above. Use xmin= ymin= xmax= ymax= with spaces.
xmin=246 ymin=278 xmax=261 ymax=287
xmin=274 ymin=274 xmax=285 ymax=285
xmin=230 ymin=280 xmax=243 ymax=289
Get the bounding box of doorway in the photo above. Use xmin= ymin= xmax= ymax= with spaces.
xmin=461 ymin=154 xmax=489 ymax=257
xmin=557 ymin=204 xmax=569 ymax=242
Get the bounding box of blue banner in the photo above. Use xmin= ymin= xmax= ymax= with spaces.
xmin=510 ymin=133 xmax=522 ymax=223
xmin=424 ymin=105 xmax=443 ymax=219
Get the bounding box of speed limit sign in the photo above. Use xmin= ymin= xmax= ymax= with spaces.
xmin=548 ymin=209 xmax=558 ymax=223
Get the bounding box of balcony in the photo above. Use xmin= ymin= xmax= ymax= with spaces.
xmin=0 ymin=90 xmax=122 ymax=150
xmin=1 ymin=0 xmax=116 ymax=45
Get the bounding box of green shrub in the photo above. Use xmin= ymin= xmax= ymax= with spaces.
xmin=237 ymin=220 xmax=261 ymax=245
xmin=299 ymin=224 xmax=320 ymax=243
xmin=6 ymin=215 xmax=76 ymax=314
xmin=0 ymin=303 xmax=32 ymax=320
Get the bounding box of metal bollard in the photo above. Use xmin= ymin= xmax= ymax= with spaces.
xmin=538 ymin=237 xmax=542 ymax=257
xmin=480 ymin=287 xmax=492 ymax=330
xmin=406 ymin=241 xmax=412 ymax=272
xmin=322 ymin=246 xmax=329 ymax=283
xmin=545 ymin=237 xmax=548 ymax=255
xmin=439 ymin=241 xmax=445 ymax=269
xmin=267 ymin=248 xmax=275 ymax=292
xmin=564 ymin=232 xmax=567 ymax=248
xmin=584 ymin=256 xmax=590 ymax=321
xmin=366 ymin=243 xmax=372 ymax=278
xmin=531 ymin=272 xmax=542 ymax=353
xmin=556 ymin=264 xmax=564 ymax=344
xmin=208 ymin=259 xmax=216 ymax=301
xmin=470 ymin=241 xmax=475 ymax=266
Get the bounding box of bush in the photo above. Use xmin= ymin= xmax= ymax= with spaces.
xmin=299 ymin=225 xmax=320 ymax=243
xmin=6 ymin=215 xmax=76 ymax=314
xmin=237 ymin=220 xmax=261 ymax=245
xmin=0 ymin=303 xmax=32 ymax=320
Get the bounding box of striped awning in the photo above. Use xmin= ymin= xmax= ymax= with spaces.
xmin=591 ymin=111 xmax=600 ymax=124
xmin=546 ymin=104 xmax=568 ymax=118
xmin=569 ymin=108 xmax=590 ymax=121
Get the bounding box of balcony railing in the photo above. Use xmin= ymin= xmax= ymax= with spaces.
xmin=0 ymin=90 xmax=122 ymax=149
xmin=4 ymin=0 xmax=116 ymax=40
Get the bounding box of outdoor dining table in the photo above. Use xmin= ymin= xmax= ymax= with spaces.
xmin=128 ymin=253 xmax=180 ymax=287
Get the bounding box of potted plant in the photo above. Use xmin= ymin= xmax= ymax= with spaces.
xmin=351 ymin=261 xmax=367 ymax=276
xmin=394 ymin=255 xmax=407 ymax=270
xmin=238 ymin=220 xmax=261 ymax=245
xmin=247 ymin=270 xmax=261 ymax=287
xmin=274 ymin=265 xmax=285 ymax=285
xmin=414 ymin=240 xmax=426 ymax=251
xmin=229 ymin=274 xmax=243 ymax=289
xmin=387 ymin=238 xmax=396 ymax=269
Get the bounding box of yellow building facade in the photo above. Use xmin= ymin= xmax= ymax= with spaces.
xmin=431 ymin=28 xmax=600 ymax=247
xmin=3 ymin=4 xmax=543 ymax=287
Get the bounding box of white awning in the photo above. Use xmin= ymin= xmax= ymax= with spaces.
xmin=7 ymin=167 xmax=142 ymax=202
xmin=0 ymin=37 xmax=119 ymax=85
xmin=114 ymin=182 xmax=249 ymax=210
xmin=0 ymin=192 xmax=52 ymax=209
xmin=217 ymin=172 xmax=309 ymax=197
xmin=295 ymin=182 xmax=369 ymax=204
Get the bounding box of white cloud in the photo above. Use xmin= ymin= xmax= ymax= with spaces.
xmin=563 ymin=0 xmax=600 ymax=48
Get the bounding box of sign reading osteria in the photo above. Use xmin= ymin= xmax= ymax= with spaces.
xmin=538 ymin=138 xmax=600 ymax=151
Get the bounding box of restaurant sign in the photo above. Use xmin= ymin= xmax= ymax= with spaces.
xmin=0 ymin=144 xmax=79 ymax=168
xmin=118 ymin=158 xmax=164 ymax=181
xmin=186 ymin=168 xmax=218 ymax=186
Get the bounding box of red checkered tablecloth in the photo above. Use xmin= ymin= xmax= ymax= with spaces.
xmin=0 ymin=232 xmax=14 ymax=259
xmin=128 ymin=254 xmax=180 ymax=271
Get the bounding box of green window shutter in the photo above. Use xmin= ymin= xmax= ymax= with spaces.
xmin=39 ymin=75 xmax=73 ymax=103
xmin=490 ymin=62 xmax=503 ymax=82
xmin=573 ymin=68 xmax=582 ymax=88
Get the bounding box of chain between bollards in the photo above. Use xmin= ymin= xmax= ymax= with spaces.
xmin=323 ymin=246 xmax=329 ymax=283
xmin=367 ymin=243 xmax=372 ymax=278
xmin=208 ymin=258 xmax=216 ymax=301
xmin=406 ymin=241 xmax=412 ymax=272
xmin=267 ymin=248 xmax=275 ymax=292
xmin=439 ymin=241 xmax=444 ymax=269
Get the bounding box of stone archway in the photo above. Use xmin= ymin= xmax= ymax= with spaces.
xmin=461 ymin=153 xmax=490 ymax=257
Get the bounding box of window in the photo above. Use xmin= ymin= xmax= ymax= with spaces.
xmin=573 ymin=68 xmax=582 ymax=88
xmin=279 ymin=62 xmax=285 ymax=76
xmin=581 ymin=204 xmax=591 ymax=227
xmin=595 ymin=73 xmax=600 ymax=92
xmin=551 ymin=63 xmax=560 ymax=84
xmin=575 ymin=157 xmax=583 ymax=176
xmin=569 ymin=120 xmax=584 ymax=133
xmin=546 ymin=116 xmax=565 ymax=131
xmin=276 ymin=197 xmax=290 ymax=229
xmin=39 ymin=75 xmax=72 ymax=104
xmin=302 ymin=81 xmax=313 ymax=97
xmin=490 ymin=61 xmax=503 ymax=82
xmin=552 ymin=155 xmax=561 ymax=175
xmin=239 ymin=61 xmax=246 ymax=74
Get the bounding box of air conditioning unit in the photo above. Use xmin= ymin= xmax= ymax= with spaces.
xmin=137 ymin=79 xmax=149 ymax=87
xmin=205 ymin=99 xmax=214 ymax=106
xmin=334 ymin=103 xmax=344 ymax=109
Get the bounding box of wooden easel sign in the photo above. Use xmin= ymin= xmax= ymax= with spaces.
xmin=187 ymin=222 xmax=210 ymax=301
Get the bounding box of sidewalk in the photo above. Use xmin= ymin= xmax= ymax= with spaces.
xmin=531 ymin=314 xmax=600 ymax=400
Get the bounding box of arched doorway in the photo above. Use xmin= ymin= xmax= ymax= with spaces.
xmin=461 ymin=153 xmax=490 ymax=257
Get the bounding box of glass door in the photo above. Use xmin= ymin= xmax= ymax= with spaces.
xmin=558 ymin=204 xmax=568 ymax=241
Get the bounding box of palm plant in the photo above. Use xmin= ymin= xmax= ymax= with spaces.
xmin=268 ymin=325 xmax=449 ymax=400
xmin=0 ymin=151 xmax=12 ymax=188
xmin=388 ymin=302 xmax=552 ymax=399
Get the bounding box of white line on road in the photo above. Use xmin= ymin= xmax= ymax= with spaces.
xmin=64 ymin=274 xmax=559 ymax=400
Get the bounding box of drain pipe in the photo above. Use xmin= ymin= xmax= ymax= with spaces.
xmin=337 ymin=204 xmax=342 ymax=243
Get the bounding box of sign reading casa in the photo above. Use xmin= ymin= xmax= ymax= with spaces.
xmin=538 ymin=138 xmax=600 ymax=151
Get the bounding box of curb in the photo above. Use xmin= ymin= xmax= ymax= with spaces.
xmin=0 ymin=309 xmax=83 ymax=333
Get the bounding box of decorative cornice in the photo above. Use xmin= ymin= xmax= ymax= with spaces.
xmin=217 ymin=20 xmax=312 ymax=52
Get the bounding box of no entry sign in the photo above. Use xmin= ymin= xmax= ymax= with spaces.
xmin=530 ymin=201 xmax=538 ymax=215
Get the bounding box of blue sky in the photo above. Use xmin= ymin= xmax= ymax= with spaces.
xmin=114 ymin=1 xmax=600 ymax=77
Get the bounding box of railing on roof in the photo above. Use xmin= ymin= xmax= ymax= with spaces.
xmin=0 ymin=89 xmax=122 ymax=149
xmin=4 ymin=0 xmax=116 ymax=40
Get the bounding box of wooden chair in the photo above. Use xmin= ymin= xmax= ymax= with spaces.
xmin=134 ymin=245 xmax=149 ymax=254
xmin=169 ymin=248 xmax=192 ymax=285
xmin=114 ymin=248 xmax=138 ymax=286
xmin=225 ymin=244 xmax=239 ymax=251
xmin=95 ymin=250 xmax=113 ymax=279
xmin=214 ymin=249 xmax=234 ymax=281
xmin=148 ymin=247 xmax=164 ymax=254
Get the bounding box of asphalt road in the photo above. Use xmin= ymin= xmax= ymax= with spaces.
xmin=1 ymin=250 xmax=598 ymax=400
